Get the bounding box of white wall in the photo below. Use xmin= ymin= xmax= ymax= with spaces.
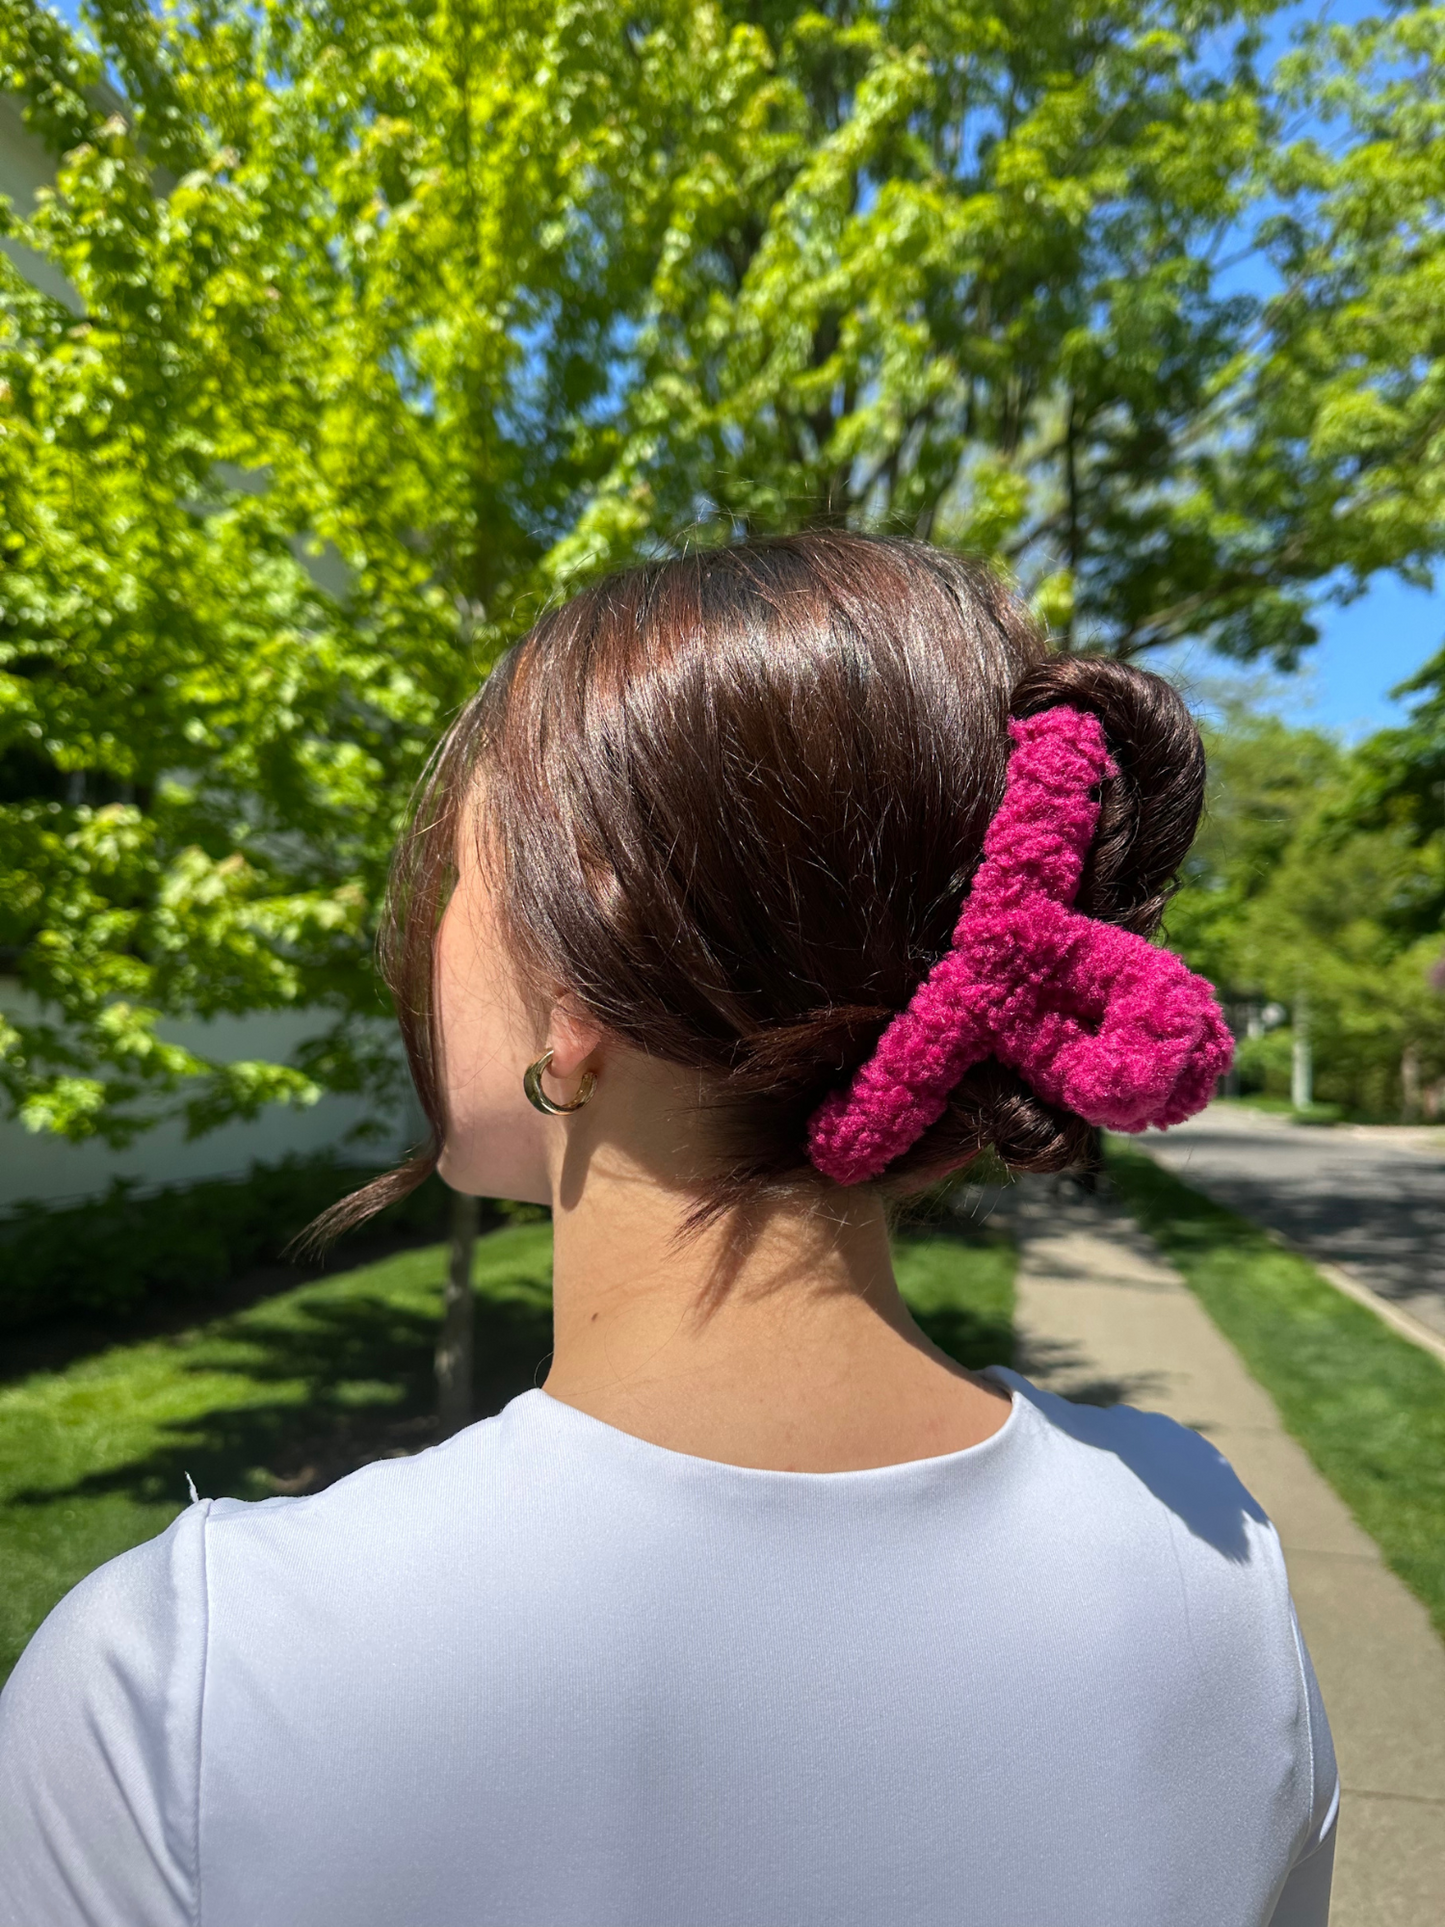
xmin=1 ymin=94 xmax=80 ymax=307
xmin=0 ymin=1001 xmax=412 ymax=1212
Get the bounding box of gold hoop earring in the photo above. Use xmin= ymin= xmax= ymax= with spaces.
xmin=523 ymin=1049 xmax=596 ymax=1117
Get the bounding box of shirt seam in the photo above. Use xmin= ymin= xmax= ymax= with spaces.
xmin=1284 ymin=1581 xmax=1319 ymax=1862
xmin=1287 ymin=1787 xmax=1339 ymax=1866
xmin=193 ymin=1501 xmax=213 ymax=1927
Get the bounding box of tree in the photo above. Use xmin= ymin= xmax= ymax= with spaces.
xmin=551 ymin=0 xmax=1305 ymax=662
xmin=1242 ymin=0 xmax=1445 ymax=950
xmin=1162 ymin=703 xmax=1340 ymax=996
xmin=1166 ymin=701 xmax=1445 ymax=1118
xmin=1 ymin=0 xmax=706 ymax=1143
xmin=1258 ymin=5 xmax=1445 ymax=617
xmin=3 ymin=0 xmax=1444 ymax=1153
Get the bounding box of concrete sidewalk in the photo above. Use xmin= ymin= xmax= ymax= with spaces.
xmin=989 ymin=1177 xmax=1445 ymax=1927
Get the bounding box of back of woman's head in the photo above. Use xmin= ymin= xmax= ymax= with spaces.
xmin=349 ymin=532 xmax=1207 ymax=1229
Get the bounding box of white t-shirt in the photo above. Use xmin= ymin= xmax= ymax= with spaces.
xmin=0 ymin=1369 xmax=1336 ymax=1927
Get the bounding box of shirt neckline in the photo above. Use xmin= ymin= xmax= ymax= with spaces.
xmin=517 ymin=1365 xmax=1030 ymax=1488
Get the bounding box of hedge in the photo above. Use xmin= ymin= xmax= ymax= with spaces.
xmin=0 ymin=1155 xmax=459 ymax=1332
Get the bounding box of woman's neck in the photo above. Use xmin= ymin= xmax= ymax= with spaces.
xmin=539 ymin=1123 xmax=1011 ymax=1472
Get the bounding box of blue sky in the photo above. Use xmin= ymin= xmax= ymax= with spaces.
xmin=1269 ymin=579 xmax=1442 ymax=739
xmin=1198 ymin=0 xmax=1443 ymax=739
xmin=1160 ymin=577 xmax=1443 ymax=741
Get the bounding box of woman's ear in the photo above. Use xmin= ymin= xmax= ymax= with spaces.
xmin=544 ymin=1003 xmax=603 ymax=1080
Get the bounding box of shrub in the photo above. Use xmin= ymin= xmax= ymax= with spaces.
xmin=0 ymin=1155 xmax=459 ymax=1332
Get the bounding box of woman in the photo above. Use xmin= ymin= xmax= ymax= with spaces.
xmin=0 ymin=534 xmax=1335 ymax=1925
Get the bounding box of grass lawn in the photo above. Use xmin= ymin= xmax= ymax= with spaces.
xmin=1107 ymin=1137 xmax=1445 ymax=1642
xmin=0 ymin=1212 xmax=1013 ymax=1686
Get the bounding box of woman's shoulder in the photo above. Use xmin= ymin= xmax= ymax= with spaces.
xmin=0 ymin=1499 xmax=215 ymax=1924
xmin=0 ymin=1406 xmax=523 ymax=1907
xmin=4 ymin=1493 xmax=214 ymax=1716
xmin=3 ymin=1403 xmax=523 ymax=1711
xmin=6 ymin=1374 xmax=1288 ymax=1701
xmin=990 ymin=1365 xmax=1282 ymax=1576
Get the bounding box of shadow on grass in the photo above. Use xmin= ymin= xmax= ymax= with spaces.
xmin=0 ymin=1230 xmax=449 ymax=1392
xmin=8 ymin=1285 xmax=555 ymax=1512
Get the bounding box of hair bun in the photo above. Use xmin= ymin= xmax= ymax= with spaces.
xmin=1008 ymin=655 xmax=1205 ymax=937
xmin=314 ymin=533 xmax=1219 ymax=1246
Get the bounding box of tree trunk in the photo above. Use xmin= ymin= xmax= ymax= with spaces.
xmin=436 ymin=1191 xmax=478 ymax=1437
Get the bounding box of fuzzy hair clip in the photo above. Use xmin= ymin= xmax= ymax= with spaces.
xmin=807 ymin=705 xmax=1234 ymax=1185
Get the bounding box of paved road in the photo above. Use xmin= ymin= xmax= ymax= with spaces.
xmin=1141 ymin=1105 xmax=1445 ymax=1343
xmin=998 ymin=1178 xmax=1445 ymax=1926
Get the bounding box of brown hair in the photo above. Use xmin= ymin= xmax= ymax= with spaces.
xmin=315 ymin=533 xmax=1205 ymax=1241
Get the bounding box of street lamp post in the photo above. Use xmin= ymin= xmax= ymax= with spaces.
xmin=1291 ymin=989 xmax=1313 ymax=1112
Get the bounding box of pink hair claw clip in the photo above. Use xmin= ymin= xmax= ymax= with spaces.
xmin=807 ymin=705 xmax=1234 ymax=1185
